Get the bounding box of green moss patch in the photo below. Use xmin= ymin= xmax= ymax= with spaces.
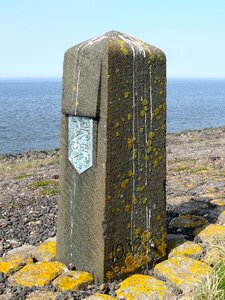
xmin=28 ymin=180 xmax=59 ymax=196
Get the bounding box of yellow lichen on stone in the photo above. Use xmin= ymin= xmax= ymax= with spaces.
xmin=127 ymin=113 xmax=132 ymax=121
xmin=117 ymin=39 xmax=128 ymax=55
xmin=132 ymin=195 xmax=138 ymax=205
xmin=168 ymin=241 xmax=203 ymax=259
xmin=53 ymin=270 xmax=93 ymax=291
xmin=154 ymin=257 xmax=212 ymax=292
xmin=127 ymin=137 xmax=136 ymax=150
xmin=125 ymin=204 xmax=131 ymax=212
xmin=124 ymin=91 xmax=129 ymax=99
xmin=116 ymin=274 xmax=169 ymax=300
xmin=122 ymin=253 xmax=150 ymax=274
xmin=195 ymin=224 xmax=225 ymax=244
xmin=121 ymin=179 xmax=129 ymax=189
xmin=136 ymin=186 xmax=145 ymax=192
xmin=33 ymin=241 xmax=56 ymax=262
xmin=115 ymin=121 xmax=120 ymax=128
xmin=210 ymin=198 xmax=225 ymax=207
xmin=128 ymin=170 xmax=135 ymax=177
xmin=9 ymin=262 xmax=67 ymax=287
xmin=202 ymin=246 xmax=225 ymax=266
xmin=85 ymin=294 xmax=117 ymax=299
xmin=26 ymin=291 xmax=60 ymax=300
xmin=115 ymin=131 xmax=120 ymax=137
xmin=0 ymin=246 xmax=34 ymax=274
xmin=169 ymin=215 xmax=208 ymax=229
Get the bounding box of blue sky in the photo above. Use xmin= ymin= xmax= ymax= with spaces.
xmin=1 ymin=0 xmax=225 ymax=78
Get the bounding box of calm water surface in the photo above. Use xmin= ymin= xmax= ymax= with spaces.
xmin=0 ymin=78 xmax=225 ymax=154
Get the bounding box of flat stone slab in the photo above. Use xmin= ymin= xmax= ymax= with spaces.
xmin=169 ymin=215 xmax=208 ymax=229
xmin=116 ymin=274 xmax=170 ymax=300
xmin=26 ymin=291 xmax=61 ymax=300
xmin=0 ymin=245 xmax=34 ymax=274
xmin=9 ymin=262 xmax=67 ymax=287
xmin=195 ymin=224 xmax=225 ymax=244
xmin=33 ymin=240 xmax=56 ymax=262
xmin=84 ymin=294 xmax=118 ymax=300
xmin=53 ymin=270 xmax=93 ymax=291
xmin=168 ymin=241 xmax=204 ymax=260
xmin=154 ymin=257 xmax=212 ymax=292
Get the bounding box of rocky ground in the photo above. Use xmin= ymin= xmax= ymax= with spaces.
xmin=0 ymin=126 xmax=225 ymax=299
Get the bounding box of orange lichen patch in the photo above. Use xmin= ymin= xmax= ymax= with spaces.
xmin=168 ymin=241 xmax=203 ymax=259
xmin=154 ymin=257 xmax=212 ymax=292
xmin=9 ymin=262 xmax=67 ymax=287
xmin=33 ymin=241 xmax=56 ymax=262
xmin=135 ymin=228 xmax=141 ymax=238
xmin=53 ymin=270 xmax=93 ymax=291
xmin=169 ymin=215 xmax=208 ymax=229
xmin=127 ymin=137 xmax=136 ymax=150
xmin=142 ymin=231 xmax=152 ymax=243
xmin=195 ymin=224 xmax=225 ymax=244
xmin=122 ymin=253 xmax=150 ymax=274
xmin=127 ymin=223 xmax=131 ymax=229
xmin=210 ymin=198 xmax=225 ymax=207
xmin=85 ymin=293 xmax=118 ymax=299
xmin=106 ymin=271 xmax=114 ymax=280
xmin=116 ymin=274 xmax=168 ymax=300
xmin=26 ymin=291 xmax=60 ymax=300
xmin=121 ymin=179 xmax=129 ymax=189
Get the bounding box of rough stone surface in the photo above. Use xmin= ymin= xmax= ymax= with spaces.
xmin=8 ymin=262 xmax=67 ymax=287
xmin=217 ymin=210 xmax=225 ymax=225
xmin=169 ymin=215 xmax=208 ymax=229
xmin=168 ymin=241 xmax=204 ymax=259
xmin=166 ymin=234 xmax=187 ymax=253
xmin=154 ymin=256 xmax=212 ymax=292
xmin=57 ymin=30 xmax=167 ymax=282
xmin=26 ymin=291 xmax=61 ymax=300
xmin=195 ymin=224 xmax=225 ymax=244
xmin=33 ymin=240 xmax=56 ymax=262
xmin=53 ymin=270 xmax=94 ymax=291
xmin=210 ymin=199 xmax=225 ymax=207
xmin=202 ymin=247 xmax=225 ymax=266
xmin=0 ymin=245 xmax=34 ymax=274
xmin=84 ymin=294 xmax=118 ymax=300
xmin=116 ymin=274 xmax=169 ymax=300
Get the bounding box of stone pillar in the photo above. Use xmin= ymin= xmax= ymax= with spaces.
xmin=56 ymin=31 xmax=167 ymax=283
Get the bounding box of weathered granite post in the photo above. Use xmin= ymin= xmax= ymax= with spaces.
xmin=57 ymin=31 xmax=166 ymax=283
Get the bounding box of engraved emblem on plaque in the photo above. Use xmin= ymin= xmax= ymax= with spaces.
xmin=68 ymin=116 xmax=93 ymax=174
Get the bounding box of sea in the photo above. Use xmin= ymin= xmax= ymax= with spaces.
xmin=0 ymin=78 xmax=225 ymax=154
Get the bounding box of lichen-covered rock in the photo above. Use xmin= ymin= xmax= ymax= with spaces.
xmin=26 ymin=291 xmax=60 ymax=300
xmin=32 ymin=240 xmax=56 ymax=262
xmin=168 ymin=241 xmax=203 ymax=260
xmin=210 ymin=199 xmax=225 ymax=207
xmin=202 ymin=247 xmax=225 ymax=266
xmin=8 ymin=261 xmax=67 ymax=287
xmin=154 ymin=256 xmax=212 ymax=292
xmin=84 ymin=294 xmax=118 ymax=300
xmin=169 ymin=215 xmax=208 ymax=229
xmin=116 ymin=274 xmax=170 ymax=300
xmin=167 ymin=234 xmax=187 ymax=253
xmin=217 ymin=210 xmax=225 ymax=225
xmin=195 ymin=224 xmax=225 ymax=244
xmin=52 ymin=270 xmax=93 ymax=291
xmin=0 ymin=245 xmax=35 ymax=274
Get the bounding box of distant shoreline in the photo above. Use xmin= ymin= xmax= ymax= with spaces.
xmin=1 ymin=125 xmax=225 ymax=158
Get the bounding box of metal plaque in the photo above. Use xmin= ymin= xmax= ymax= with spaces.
xmin=68 ymin=116 xmax=93 ymax=174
